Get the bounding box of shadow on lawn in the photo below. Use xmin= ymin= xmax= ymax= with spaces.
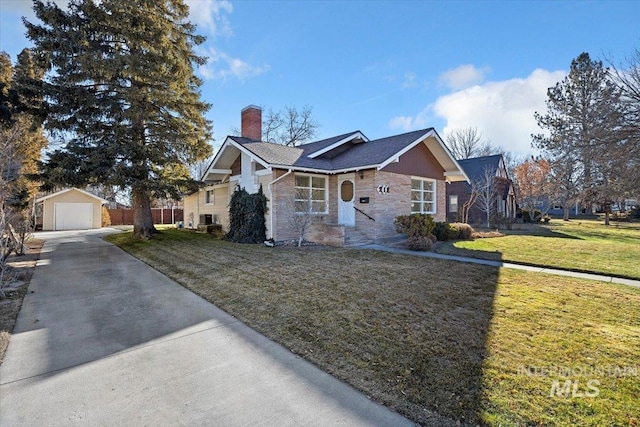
xmin=504 ymin=225 xmax=582 ymax=239
xmin=404 ymin=252 xmax=502 ymax=426
xmin=288 ymin=247 xmax=509 ymax=426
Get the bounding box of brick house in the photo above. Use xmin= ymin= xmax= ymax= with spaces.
xmin=445 ymin=154 xmax=517 ymax=224
xmin=183 ymin=106 xmax=469 ymax=245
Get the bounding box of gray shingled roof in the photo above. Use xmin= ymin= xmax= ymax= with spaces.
xmin=456 ymin=155 xmax=502 ymax=182
xmin=233 ymin=128 xmax=434 ymax=172
xmin=298 ymin=131 xmax=365 ymax=155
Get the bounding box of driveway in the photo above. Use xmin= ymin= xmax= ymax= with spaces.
xmin=0 ymin=230 xmax=412 ymax=426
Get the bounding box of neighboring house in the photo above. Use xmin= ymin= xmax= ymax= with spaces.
xmin=532 ymin=197 xmax=580 ymax=217
xmin=36 ymin=188 xmax=108 ymax=231
xmin=183 ymin=105 xmax=469 ymax=245
xmin=446 ymin=154 xmax=517 ymax=224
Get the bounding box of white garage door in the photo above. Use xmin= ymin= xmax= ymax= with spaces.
xmin=54 ymin=203 xmax=93 ymax=230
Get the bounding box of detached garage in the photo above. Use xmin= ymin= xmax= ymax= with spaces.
xmin=36 ymin=188 xmax=108 ymax=231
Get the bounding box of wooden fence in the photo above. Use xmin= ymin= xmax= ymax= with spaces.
xmin=107 ymin=208 xmax=184 ymax=225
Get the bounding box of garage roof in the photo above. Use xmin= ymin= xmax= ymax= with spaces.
xmin=36 ymin=188 xmax=108 ymax=204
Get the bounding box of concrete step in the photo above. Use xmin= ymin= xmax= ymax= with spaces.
xmin=343 ymin=228 xmax=373 ymax=246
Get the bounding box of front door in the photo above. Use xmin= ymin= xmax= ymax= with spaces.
xmin=338 ymin=176 xmax=355 ymax=226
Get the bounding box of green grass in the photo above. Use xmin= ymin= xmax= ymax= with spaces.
xmin=435 ymin=219 xmax=640 ymax=279
xmin=107 ymin=229 xmax=640 ymax=426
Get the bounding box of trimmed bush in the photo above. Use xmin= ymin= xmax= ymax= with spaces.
xmin=394 ymin=214 xmax=435 ymax=238
xmin=451 ymin=222 xmax=474 ymax=239
xmin=433 ymin=222 xmax=458 ymax=241
xmin=406 ymin=235 xmax=433 ymax=251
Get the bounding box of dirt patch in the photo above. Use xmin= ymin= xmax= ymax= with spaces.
xmin=0 ymin=238 xmax=43 ymax=364
xmin=471 ymin=230 xmax=505 ymax=238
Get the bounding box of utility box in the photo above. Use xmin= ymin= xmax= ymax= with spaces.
xmin=199 ymin=214 xmax=213 ymax=225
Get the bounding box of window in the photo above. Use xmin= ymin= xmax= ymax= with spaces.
xmin=449 ymin=195 xmax=458 ymax=213
xmin=411 ymin=178 xmax=436 ymax=214
xmin=295 ymin=174 xmax=327 ymax=214
xmin=205 ymin=190 xmax=214 ymax=205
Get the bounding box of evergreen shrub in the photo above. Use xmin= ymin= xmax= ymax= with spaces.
xmin=394 ymin=214 xmax=436 ymax=238
xmin=225 ymin=185 xmax=268 ymax=243
xmin=451 ymin=222 xmax=474 ymax=239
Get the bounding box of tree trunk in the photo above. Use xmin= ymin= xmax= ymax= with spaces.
xmin=563 ymin=207 xmax=570 ymax=221
xmin=131 ymin=185 xmax=156 ymax=239
xmin=604 ymin=211 xmax=610 ymax=226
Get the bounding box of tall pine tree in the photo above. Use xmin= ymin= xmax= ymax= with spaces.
xmin=533 ymin=52 xmax=626 ymax=219
xmin=25 ymin=0 xmax=213 ymax=239
xmin=1 ymin=49 xmax=47 ymax=230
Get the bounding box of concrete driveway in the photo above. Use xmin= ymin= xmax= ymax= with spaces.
xmin=0 ymin=230 xmax=412 ymax=426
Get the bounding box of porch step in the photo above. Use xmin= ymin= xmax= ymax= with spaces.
xmin=343 ymin=228 xmax=373 ymax=247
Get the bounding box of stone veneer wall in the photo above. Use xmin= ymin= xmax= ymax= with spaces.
xmin=270 ymin=168 xmax=448 ymax=244
xmin=270 ymin=169 xmax=335 ymax=242
xmin=372 ymin=170 xmax=412 ymax=241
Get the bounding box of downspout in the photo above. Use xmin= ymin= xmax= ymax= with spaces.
xmin=194 ymin=189 xmax=199 ymax=228
xmin=267 ymin=169 xmax=293 ymax=240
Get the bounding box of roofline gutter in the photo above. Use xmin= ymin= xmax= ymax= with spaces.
xmin=267 ymin=169 xmax=293 ymax=240
xmin=268 ymin=164 xmax=380 ymax=175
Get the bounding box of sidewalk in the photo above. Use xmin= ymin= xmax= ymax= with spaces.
xmin=361 ymin=244 xmax=640 ymax=288
xmin=0 ymin=230 xmax=414 ymax=426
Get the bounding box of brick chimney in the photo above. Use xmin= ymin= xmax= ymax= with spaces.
xmin=241 ymin=105 xmax=262 ymax=141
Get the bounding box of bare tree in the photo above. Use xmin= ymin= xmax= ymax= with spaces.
xmin=607 ymin=46 xmax=640 ymax=199
xmin=608 ymin=46 xmax=640 ymax=125
xmin=282 ymin=195 xmax=320 ymax=247
xmin=188 ymin=155 xmax=213 ymax=180
xmin=444 ymin=127 xmax=493 ymax=160
xmin=264 ymin=105 xmax=319 ymax=146
xmin=460 ymin=191 xmax=478 ymax=225
xmin=472 ymin=166 xmax=498 ymax=228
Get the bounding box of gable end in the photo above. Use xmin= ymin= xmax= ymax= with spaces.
xmin=381 ymin=141 xmax=445 ymax=179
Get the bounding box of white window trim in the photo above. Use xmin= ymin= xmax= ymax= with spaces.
xmin=449 ymin=195 xmax=458 ymax=213
xmin=411 ymin=176 xmax=437 ymax=215
xmin=294 ymin=173 xmax=329 ymax=215
xmin=205 ymin=190 xmax=215 ymax=205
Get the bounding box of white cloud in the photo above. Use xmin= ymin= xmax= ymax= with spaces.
xmin=439 ymin=64 xmax=490 ymax=91
xmin=199 ymin=47 xmax=270 ymax=81
xmin=434 ymin=69 xmax=566 ymax=155
xmin=388 ymin=109 xmax=431 ymax=132
xmin=402 ymin=72 xmax=417 ymax=89
xmin=389 ymin=69 xmax=566 ymax=155
xmin=185 ymin=0 xmax=233 ymax=38
xmin=185 ymin=1 xmax=269 ymax=82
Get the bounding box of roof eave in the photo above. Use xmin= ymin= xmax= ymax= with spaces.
xmin=202 ymin=136 xmax=271 ymax=181
xmin=269 ymin=163 xmax=381 ymax=175
xmin=307 ymin=131 xmax=369 ymax=159
xmin=36 ymin=187 xmax=109 ymax=204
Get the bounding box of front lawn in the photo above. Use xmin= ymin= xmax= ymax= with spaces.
xmin=107 ymin=230 xmax=640 ymax=426
xmin=435 ymin=219 xmax=640 ymax=279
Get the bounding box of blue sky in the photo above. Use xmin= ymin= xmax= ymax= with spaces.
xmin=1 ymin=0 xmax=638 ymax=157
